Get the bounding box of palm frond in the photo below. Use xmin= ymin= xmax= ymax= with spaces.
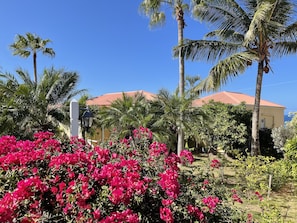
xmin=194 ymin=51 xmax=259 ymax=92
xmin=15 ymin=69 xmax=35 ymax=86
xmin=204 ymin=29 xmax=244 ymax=42
xmin=176 ymin=39 xmax=244 ymax=62
xmin=279 ymin=22 xmax=297 ymax=41
xmin=271 ymin=0 xmax=295 ymax=25
xmin=43 ymin=47 xmax=55 ymax=57
xmin=45 ymin=69 xmax=83 ymax=104
xmin=139 ymin=0 xmax=165 ymax=27
xmin=243 ymin=1 xmax=274 ymax=46
xmin=192 ymin=0 xmax=250 ymax=33
xmin=272 ymin=41 xmax=297 ymax=57
xmin=0 ymin=72 xmax=19 ymax=85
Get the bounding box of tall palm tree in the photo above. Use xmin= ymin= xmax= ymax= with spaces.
xmin=10 ymin=33 xmax=55 ymax=83
xmin=139 ymin=0 xmax=190 ymax=155
xmin=0 ymin=67 xmax=85 ymax=139
xmin=178 ymin=0 xmax=297 ymax=155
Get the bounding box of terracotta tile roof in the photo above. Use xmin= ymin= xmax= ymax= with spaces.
xmin=192 ymin=91 xmax=285 ymax=108
xmin=86 ymin=90 xmax=156 ymax=107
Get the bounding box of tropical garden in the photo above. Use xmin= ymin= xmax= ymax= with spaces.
xmin=1 ymin=0 xmax=297 ymax=222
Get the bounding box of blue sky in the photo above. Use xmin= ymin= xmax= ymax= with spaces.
xmin=1 ymin=1 xmax=297 ymax=114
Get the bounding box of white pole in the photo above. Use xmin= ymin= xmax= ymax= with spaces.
xmin=70 ymin=99 xmax=79 ymax=137
xmin=267 ymin=174 xmax=272 ymax=198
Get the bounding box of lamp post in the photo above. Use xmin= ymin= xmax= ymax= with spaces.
xmin=81 ymin=107 xmax=94 ymax=140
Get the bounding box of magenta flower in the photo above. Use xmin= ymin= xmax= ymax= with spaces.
xmin=180 ymin=150 xmax=194 ymax=164
xmin=160 ymin=207 xmax=174 ymax=223
xmin=210 ymin=159 xmax=220 ymax=168
xmin=158 ymin=169 xmax=180 ymax=199
xmin=202 ymin=196 xmax=220 ymax=213
xmin=187 ymin=204 xmax=204 ymax=221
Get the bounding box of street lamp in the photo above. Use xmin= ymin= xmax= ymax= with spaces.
xmin=70 ymin=100 xmax=94 ymax=140
xmin=81 ymin=107 xmax=94 ymax=140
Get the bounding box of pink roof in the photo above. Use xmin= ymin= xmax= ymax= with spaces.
xmin=192 ymin=91 xmax=285 ymax=108
xmin=86 ymin=90 xmax=156 ymax=107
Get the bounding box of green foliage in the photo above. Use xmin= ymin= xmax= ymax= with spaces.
xmin=97 ymin=92 xmax=153 ymax=139
xmin=258 ymin=201 xmax=288 ymax=223
xmin=283 ymin=136 xmax=297 ymax=181
xmin=178 ymin=0 xmax=297 ymax=156
xmin=192 ymin=101 xmax=250 ymax=153
xmin=232 ymin=155 xmax=291 ymax=197
xmin=0 ymin=68 xmax=85 ymax=139
xmin=97 ymin=88 xmax=202 ymax=153
xmin=284 ymin=136 xmax=297 ymax=162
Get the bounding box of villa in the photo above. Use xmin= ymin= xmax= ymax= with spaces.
xmin=193 ymin=91 xmax=285 ymax=129
xmin=86 ymin=90 xmax=285 ymax=142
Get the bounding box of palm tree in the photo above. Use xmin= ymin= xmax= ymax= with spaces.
xmin=97 ymin=92 xmax=154 ymax=139
xmin=178 ymin=0 xmax=297 ymax=155
xmin=139 ymin=0 xmax=190 ymax=155
xmin=151 ymin=88 xmax=201 ymax=153
xmin=0 ymin=67 xmax=85 ymax=139
xmin=10 ymin=33 xmax=55 ymax=83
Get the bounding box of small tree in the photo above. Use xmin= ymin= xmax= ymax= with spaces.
xmin=193 ymin=101 xmax=250 ymax=154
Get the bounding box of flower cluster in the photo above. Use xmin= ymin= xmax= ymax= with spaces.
xmin=210 ymin=159 xmax=220 ymax=168
xmin=202 ymin=196 xmax=221 ymax=213
xmin=133 ymin=126 xmax=153 ymax=140
xmin=0 ymin=127 xmax=246 ymax=222
xmin=231 ymin=189 xmax=243 ymax=204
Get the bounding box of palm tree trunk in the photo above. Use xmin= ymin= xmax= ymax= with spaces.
xmin=251 ymin=61 xmax=264 ymax=156
xmin=176 ymin=5 xmax=185 ymax=156
xmin=33 ymin=51 xmax=37 ymax=83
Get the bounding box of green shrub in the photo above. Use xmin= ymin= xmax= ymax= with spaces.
xmin=232 ymin=155 xmax=291 ymax=197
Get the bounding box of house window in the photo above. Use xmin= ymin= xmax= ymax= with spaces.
xmin=260 ymin=118 xmax=266 ymax=129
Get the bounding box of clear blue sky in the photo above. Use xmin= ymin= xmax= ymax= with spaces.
xmin=1 ymin=1 xmax=297 ymax=114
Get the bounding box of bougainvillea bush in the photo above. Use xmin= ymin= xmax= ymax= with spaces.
xmin=0 ymin=127 xmax=247 ymax=222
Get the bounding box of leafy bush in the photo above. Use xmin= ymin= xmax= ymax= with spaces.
xmin=0 ymin=128 xmax=247 ymax=222
xmin=232 ymin=155 xmax=291 ymax=196
xmin=283 ymin=136 xmax=297 ymax=181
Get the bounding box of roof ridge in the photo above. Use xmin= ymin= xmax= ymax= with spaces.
xmin=224 ymin=91 xmax=245 ymax=104
xmin=104 ymin=90 xmax=149 ymax=95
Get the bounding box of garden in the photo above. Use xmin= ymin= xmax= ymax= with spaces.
xmin=1 ymin=0 xmax=297 ymax=221
xmin=0 ymin=125 xmax=296 ymax=222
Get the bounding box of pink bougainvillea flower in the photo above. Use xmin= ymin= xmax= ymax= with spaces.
xmin=100 ymin=209 xmax=139 ymax=223
xmin=255 ymin=191 xmax=263 ymax=201
xmin=93 ymin=209 xmax=101 ymax=220
xmin=202 ymin=196 xmax=221 ymax=214
xmin=180 ymin=150 xmax=194 ymax=164
xmin=0 ymin=129 xmax=242 ymax=222
xmin=160 ymin=207 xmax=174 ymax=223
xmin=210 ymin=159 xmax=220 ymax=168
xmin=133 ymin=126 xmax=153 ymax=140
xmin=161 ymin=199 xmax=173 ymax=206
xmin=232 ymin=192 xmax=243 ymax=204
xmin=149 ymin=142 xmax=169 ymax=158
xmin=158 ymin=169 xmax=180 ymax=199
xmin=187 ymin=204 xmax=204 ymax=221
xmin=247 ymin=213 xmax=253 ymax=223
